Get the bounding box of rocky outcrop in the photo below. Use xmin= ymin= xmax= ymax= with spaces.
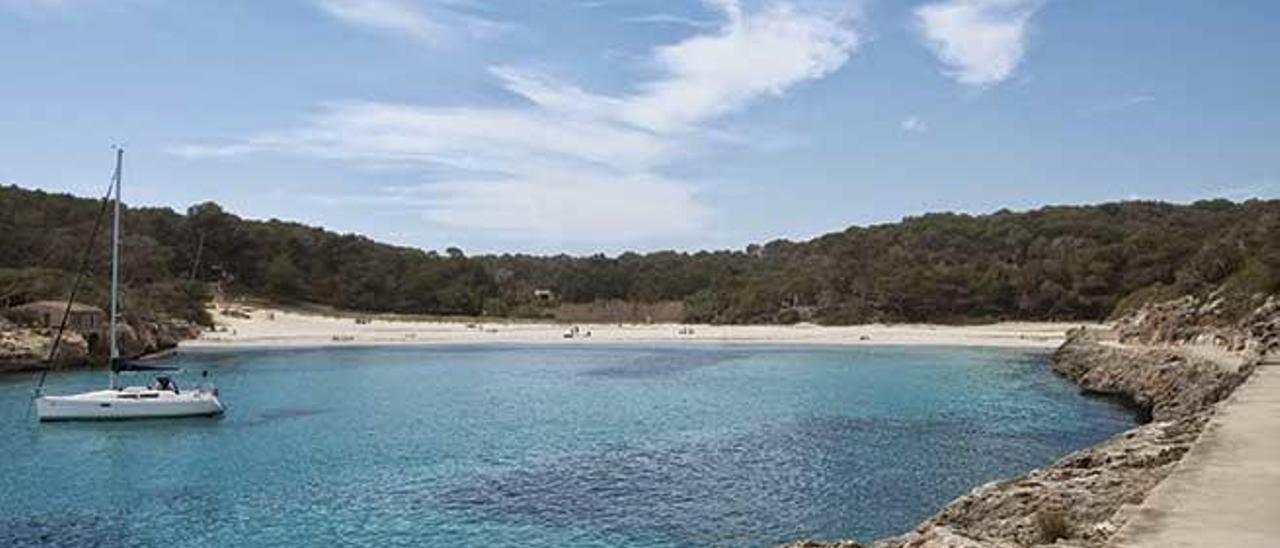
xmin=0 ymin=326 xmax=90 ymax=372
xmin=0 ymin=317 xmax=201 ymax=372
xmin=1115 ymin=295 xmax=1245 ymax=349
xmin=1052 ymin=331 xmax=1253 ymax=421
xmin=865 ymin=414 xmax=1209 ymax=548
xmin=787 ymin=332 xmax=1257 ymax=548
xmin=1115 ymin=292 xmax=1280 ymax=355
xmin=116 ymin=318 xmax=203 ymax=358
xmin=1242 ymin=297 xmax=1280 ymax=355
xmin=788 ymin=541 xmax=866 ymax=548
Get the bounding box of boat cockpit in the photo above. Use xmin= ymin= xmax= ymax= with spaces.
xmin=150 ymin=376 xmax=180 ymax=394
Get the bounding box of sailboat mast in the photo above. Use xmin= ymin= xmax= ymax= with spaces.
xmin=109 ymin=148 xmax=122 ymax=389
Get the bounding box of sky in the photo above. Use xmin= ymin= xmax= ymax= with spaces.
xmin=1 ymin=0 xmax=1277 ymax=255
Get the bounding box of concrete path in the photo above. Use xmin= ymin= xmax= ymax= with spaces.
xmin=1110 ymin=359 xmax=1280 ymax=548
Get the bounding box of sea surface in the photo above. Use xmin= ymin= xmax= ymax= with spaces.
xmin=0 ymin=344 xmax=1135 ymax=547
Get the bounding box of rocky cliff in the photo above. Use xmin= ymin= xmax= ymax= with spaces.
xmin=115 ymin=318 xmax=203 ymax=358
xmin=1052 ymin=331 xmax=1251 ymax=421
xmin=787 ymin=332 xmax=1257 ymax=548
xmin=0 ymin=323 xmax=90 ymax=372
xmin=1115 ymin=291 xmax=1280 ymax=355
xmin=0 ymin=317 xmax=201 ymax=373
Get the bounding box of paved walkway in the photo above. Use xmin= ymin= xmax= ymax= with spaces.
xmin=1110 ymin=359 xmax=1280 ymax=548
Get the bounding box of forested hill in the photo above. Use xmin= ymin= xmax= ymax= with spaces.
xmin=3 ymin=184 xmax=1279 ymax=326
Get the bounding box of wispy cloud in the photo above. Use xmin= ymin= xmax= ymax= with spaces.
xmin=174 ymin=0 xmax=862 ymax=244
xmin=315 ymin=0 xmax=508 ymax=44
xmin=172 ymin=100 xmax=669 ymax=174
xmin=914 ymin=0 xmax=1042 ymax=86
xmin=418 ymin=173 xmax=707 ymax=241
xmin=620 ymin=1 xmax=859 ymax=133
xmin=317 ymin=0 xmax=439 ymax=40
xmin=1080 ymin=93 xmax=1154 ymax=116
xmin=901 ymin=116 xmax=929 ymax=134
xmin=622 ymin=13 xmax=718 ymax=30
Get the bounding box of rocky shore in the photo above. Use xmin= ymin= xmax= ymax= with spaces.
xmin=0 ymin=317 xmax=201 ymax=373
xmin=1053 ymin=332 xmax=1252 ymax=422
xmin=788 ymin=329 xmax=1258 ymax=548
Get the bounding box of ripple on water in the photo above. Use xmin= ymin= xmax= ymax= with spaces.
xmin=242 ymin=407 xmax=335 ymax=427
xmin=436 ymin=414 xmax=1086 ymax=545
xmin=580 ymin=348 xmax=746 ymax=378
xmin=0 ymin=345 xmax=1135 ymax=547
xmin=0 ymin=512 xmax=128 ymax=548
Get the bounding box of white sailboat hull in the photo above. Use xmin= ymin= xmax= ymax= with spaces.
xmin=36 ymin=387 xmax=224 ymax=421
xmin=33 ymin=149 xmax=227 ymax=422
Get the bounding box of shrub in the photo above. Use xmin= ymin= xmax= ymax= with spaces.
xmin=1033 ymin=510 xmax=1071 ymax=543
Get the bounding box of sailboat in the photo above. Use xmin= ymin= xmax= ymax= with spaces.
xmin=35 ymin=149 xmax=224 ymax=421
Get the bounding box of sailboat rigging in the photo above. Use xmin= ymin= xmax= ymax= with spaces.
xmin=34 ymin=148 xmax=224 ymax=421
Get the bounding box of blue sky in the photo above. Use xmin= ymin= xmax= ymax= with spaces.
xmin=1 ymin=0 xmax=1277 ymax=255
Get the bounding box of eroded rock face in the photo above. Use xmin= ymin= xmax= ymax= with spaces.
xmin=1052 ymin=333 xmax=1253 ymax=421
xmin=1243 ymin=297 xmax=1280 ymax=355
xmin=874 ymin=526 xmax=1022 ymax=548
xmin=1115 ymin=293 xmax=1280 ymax=355
xmin=871 ymin=414 xmax=1208 ymax=548
xmin=1115 ymin=295 xmax=1243 ymax=349
xmin=785 ymin=541 xmax=866 ymax=548
xmin=787 ymin=334 xmax=1256 ymax=548
xmin=1 ymin=317 xmax=200 ymax=371
xmin=0 ymin=327 xmax=89 ymax=372
xmin=115 ymin=318 xmax=202 ymax=358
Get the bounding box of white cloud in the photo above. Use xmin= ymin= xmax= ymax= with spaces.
xmin=901 ymin=116 xmax=929 ymax=134
xmin=170 ymin=101 xmax=668 ymax=175
xmin=493 ymin=0 xmax=861 ymax=134
xmin=176 ymin=0 xmax=862 ymax=245
xmin=914 ymin=0 xmax=1041 ymax=86
xmin=315 ymin=0 xmax=509 ymax=43
xmin=317 ymin=0 xmax=440 ymax=40
xmin=623 ymin=13 xmax=718 ymax=30
xmin=1081 ymin=93 xmax=1154 ymax=116
xmin=621 ymin=1 xmax=859 ymax=132
xmin=488 ymin=66 xmax=626 ymax=123
xmin=422 ymin=173 xmax=709 ymax=240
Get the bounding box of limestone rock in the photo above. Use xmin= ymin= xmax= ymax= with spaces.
xmin=878 ymin=415 xmax=1209 ymax=548
xmin=790 ymin=332 xmax=1256 ymax=548
xmin=0 ymin=326 xmax=89 ymax=371
xmin=784 ymin=540 xmax=866 ymax=548
xmin=1052 ymin=334 xmax=1251 ymax=421
xmin=2 ymin=316 xmax=200 ymax=370
xmin=1115 ymin=291 xmax=1280 ymax=354
xmin=874 ymin=526 xmax=1023 ymax=548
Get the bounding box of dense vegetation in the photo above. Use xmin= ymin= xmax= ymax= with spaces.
xmin=3 ymin=184 xmax=1279 ymax=326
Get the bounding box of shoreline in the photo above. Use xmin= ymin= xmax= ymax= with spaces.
xmin=790 ymin=331 xmax=1258 ymax=548
xmin=32 ymin=305 xmax=1264 ymax=546
xmin=181 ymin=307 xmax=1086 ymax=351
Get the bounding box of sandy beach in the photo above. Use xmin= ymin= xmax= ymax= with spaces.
xmin=181 ymin=307 xmax=1088 ymax=351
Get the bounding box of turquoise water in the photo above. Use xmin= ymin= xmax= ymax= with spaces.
xmin=0 ymin=345 xmax=1134 ymax=547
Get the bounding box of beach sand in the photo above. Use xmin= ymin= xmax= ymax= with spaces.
xmin=181 ymin=307 xmax=1088 ymax=350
